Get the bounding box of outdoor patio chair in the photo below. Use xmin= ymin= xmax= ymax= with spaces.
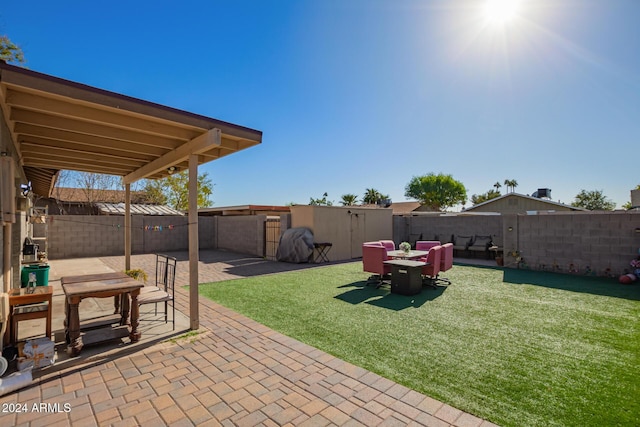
xmin=379 ymin=240 xmax=396 ymax=252
xmin=436 ymin=243 xmax=454 ymax=285
xmin=415 ymin=240 xmax=440 ymax=252
xmin=421 ymin=245 xmax=442 ymax=288
xmin=362 ymin=244 xmax=391 ymax=288
xmin=138 ymin=254 xmax=176 ymax=329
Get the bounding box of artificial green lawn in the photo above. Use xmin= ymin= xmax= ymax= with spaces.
xmin=199 ymin=262 xmax=640 ymax=426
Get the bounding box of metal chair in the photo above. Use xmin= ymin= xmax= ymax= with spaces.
xmin=138 ymin=254 xmax=176 ymax=329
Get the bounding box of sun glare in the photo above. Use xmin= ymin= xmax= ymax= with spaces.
xmin=484 ymin=0 xmax=522 ymax=24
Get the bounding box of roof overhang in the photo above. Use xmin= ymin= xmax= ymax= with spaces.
xmin=0 ymin=61 xmax=262 ymax=197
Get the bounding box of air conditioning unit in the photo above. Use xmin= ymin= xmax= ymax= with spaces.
xmin=631 ymin=189 xmax=640 ymax=209
xmin=532 ymin=188 xmax=552 ymax=199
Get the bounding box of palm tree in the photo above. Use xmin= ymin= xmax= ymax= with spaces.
xmin=363 ymin=188 xmax=383 ymax=205
xmin=340 ymin=194 xmax=358 ymax=206
xmin=504 ymin=179 xmax=518 ymax=193
xmin=493 ymin=182 xmax=502 ymax=193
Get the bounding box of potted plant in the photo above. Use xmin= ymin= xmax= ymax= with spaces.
xmin=125 ymin=269 xmax=148 ymax=282
xmin=399 ymin=242 xmax=411 ymax=254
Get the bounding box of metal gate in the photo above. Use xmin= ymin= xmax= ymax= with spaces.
xmin=265 ymin=217 xmax=281 ymax=261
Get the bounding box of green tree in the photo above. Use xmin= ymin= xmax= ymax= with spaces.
xmin=143 ymin=170 xmax=213 ymax=211
xmin=493 ymin=181 xmax=502 ymax=193
xmin=572 ymin=189 xmax=615 ymax=211
xmin=362 ymin=188 xmax=388 ymax=205
xmin=503 ymin=179 xmax=518 ymax=193
xmin=1 ymin=35 xmax=25 ymax=64
xmin=340 ymin=194 xmax=358 ymax=206
xmin=309 ymin=192 xmax=333 ymax=206
xmin=404 ymin=173 xmax=467 ymax=211
xmin=471 ymin=189 xmax=501 ymax=205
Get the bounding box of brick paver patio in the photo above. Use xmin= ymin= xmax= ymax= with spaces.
xmin=0 ymin=250 xmax=497 ymax=426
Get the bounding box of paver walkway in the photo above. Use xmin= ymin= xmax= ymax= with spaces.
xmin=1 ymin=251 xmax=497 ymax=426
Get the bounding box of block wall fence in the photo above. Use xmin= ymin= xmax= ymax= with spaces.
xmin=393 ymin=211 xmax=640 ymax=276
xmin=43 ymin=211 xmax=640 ymax=277
xmin=45 ymin=214 xmax=267 ymax=259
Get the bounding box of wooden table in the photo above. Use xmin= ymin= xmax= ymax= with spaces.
xmin=387 ymin=250 xmax=429 ymax=260
xmin=4 ymin=286 xmax=53 ymax=345
xmin=61 ymin=273 xmax=143 ymax=356
xmin=61 ymin=271 xmax=130 ymax=313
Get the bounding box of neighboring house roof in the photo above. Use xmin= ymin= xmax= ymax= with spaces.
xmin=52 ymin=187 xmax=150 ymax=204
xmin=389 ymin=202 xmax=421 ymax=215
xmin=95 ymin=203 xmax=184 ymax=216
xmin=198 ymin=205 xmax=290 ymax=216
xmin=464 ymin=193 xmax=587 ymax=213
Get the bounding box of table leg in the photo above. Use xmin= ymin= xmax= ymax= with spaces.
xmin=114 ymin=295 xmax=120 ymax=314
xmin=120 ymin=292 xmax=131 ymax=326
xmin=46 ymin=295 xmax=52 ymax=339
xmin=2 ymin=324 xmax=9 ymax=349
xmin=129 ymin=290 xmax=141 ymax=342
xmin=64 ymin=297 xmax=70 ymax=344
xmin=67 ymin=297 xmax=83 ymax=356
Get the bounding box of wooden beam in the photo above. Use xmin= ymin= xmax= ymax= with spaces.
xmin=123 ymin=128 xmax=220 ymax=184
xmin=125 ymin=184 xmax=131 ymax=271
xmin=6 ymin=89 xmax=202 ymax=140
xmin=15 ymin=125 xmax=169 ymax=158
xmin=10 ymin=109 xmax=183 ymax=149
xmin=3 ymin=223 xmax=11 ymax=293
xmin=188 ymin=154 xmax=199 ymax=330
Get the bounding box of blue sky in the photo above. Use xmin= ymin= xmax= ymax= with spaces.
xmin=2 ymin=0 xmax=638 ymax=209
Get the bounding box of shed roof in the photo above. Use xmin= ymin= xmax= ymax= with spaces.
xmin=95 ymin=202 xmax=184 ymax=216
xmin=0 ymin=61 xmax=262 ymax=196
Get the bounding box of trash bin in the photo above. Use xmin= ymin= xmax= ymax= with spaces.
xmin=20 ymin=264 xmax=50 ymax=287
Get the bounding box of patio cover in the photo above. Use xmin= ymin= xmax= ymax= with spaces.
xmin=0 ymin=62 xmax=261 ymax=196
xmin=0 ymin=61 xmax=262 ymax=329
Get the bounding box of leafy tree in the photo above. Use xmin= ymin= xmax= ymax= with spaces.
xmin=572 ymin=189 xmax=615 ymax=211
xmin=404 ymin=173 xmax=467 ymax=211
xmin=0 ymin=35 xmax=25 ymax=64
xmin=144 ymin=170 xmax=213 ymax=211
xmin=503 ymin=179 xmax=518 ymax=193
xmin=362 ymin=188 xmax=388 ymax=205
xmin=471 ymin=189 xmax=501 ymax=205
xmin=340 ymin=194 xmax=358 ymax=206
xmin=76 ymin=172 xmax=121 ymax=204
xmin=309 ymin=192 xmax=333 ymax=206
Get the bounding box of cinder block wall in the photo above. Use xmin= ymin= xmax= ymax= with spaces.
xmin=47 ymin=215 xmax=219 ymax=258
xmin=394 ymin=211 xmax=640 ymax=276
xmin=394 ymin=214 xmax=503 ymax=246
xmin=140 ymin=217 xmax=189 ymax=253
xmin=48 ymin=215 xmax=126 ymax=258
xmin=216 ymin=215 xmax=266 ymax=257
xmin=516 ymin=211 xmax=640 ymax=275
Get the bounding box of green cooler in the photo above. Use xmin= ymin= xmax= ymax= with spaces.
xmin=21 ymin=264 xmax=50 ymax=287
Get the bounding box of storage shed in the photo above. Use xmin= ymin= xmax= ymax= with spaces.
xmin=290 ymin=205 xmax=392 ymax=261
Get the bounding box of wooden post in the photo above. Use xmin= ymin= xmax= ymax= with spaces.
xmin=125 ymin=183 xmax=131 ymax=271
xmin=3 ymin=223 xmax=11 ymax=292
xmin=188 ymin=154 xmax=199 ymax=330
